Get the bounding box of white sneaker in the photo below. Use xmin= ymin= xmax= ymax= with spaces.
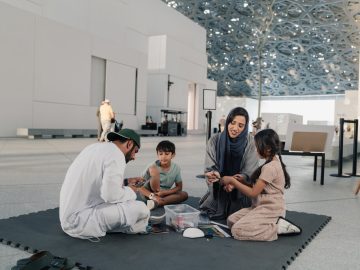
xmin=147 ymin=200 xmax=156 ymax=210
xmin=149 ymin=213 xmax=166 ymax=224
xmin=277 ymin=217 xmax=301 ymax=235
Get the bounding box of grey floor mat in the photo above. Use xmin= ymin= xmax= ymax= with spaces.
xmin=0 ymin=197 xmax=331 ymax=270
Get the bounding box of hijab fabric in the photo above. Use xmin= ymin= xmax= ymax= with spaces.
xmin=216 ymin=108 xmax=249 ymax=176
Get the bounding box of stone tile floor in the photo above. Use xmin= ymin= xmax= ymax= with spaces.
xmin=0 ymin=135 xmax=359 ymax=270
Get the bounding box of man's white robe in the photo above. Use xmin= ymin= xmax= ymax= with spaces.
xmin=60 ymin=142 xmax=149 ymax=239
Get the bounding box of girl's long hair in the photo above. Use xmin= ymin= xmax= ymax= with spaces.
xmin=250 ymin=129 xmax=291 ymax=189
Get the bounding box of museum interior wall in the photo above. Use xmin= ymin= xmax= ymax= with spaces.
xmin=0 ymin=0 xmax=214 ymax=137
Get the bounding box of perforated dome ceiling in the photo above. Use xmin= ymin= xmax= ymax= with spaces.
xmin=162 ymin=0 xmax=360 ymax=97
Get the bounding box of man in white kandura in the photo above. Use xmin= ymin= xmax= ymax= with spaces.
xmin=99 ymin=99 xmax=115 ymax=142
xmin=59 ymin=129 xmax=149 ymax=239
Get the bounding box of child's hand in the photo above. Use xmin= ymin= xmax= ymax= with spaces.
xmin=155 ymin=190 xmax=167 ymax=197
xmin=152 ymin=195 xmax=163 ymax=204
xmin=127 ymin=177 xmax=144 ymax=187
xmin=233 ymin=174 xmax=244 ymax=182
xmin=128 ymin=185 xmax=138 ymax=192
xmin=148 ymin=165 xmax=159 ymax=177
xmin=221 ymin=176 xmax=234 ymax=186
xmin=224 ymin=184 xmax=234 ymax=192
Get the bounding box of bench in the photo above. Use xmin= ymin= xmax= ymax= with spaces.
xmin=282 ymin=130 xmax=329 ymax=185
xmin=17 ymin=128 xmax=97 ymax=139
xmin=281 ymin=150 xmax=325 ymax=185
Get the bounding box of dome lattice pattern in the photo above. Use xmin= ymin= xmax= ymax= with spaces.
xmin=162 ymin=0 xmax=360 ymax=97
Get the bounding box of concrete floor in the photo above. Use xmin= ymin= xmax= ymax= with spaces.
xmin=0 ymin=135 xmax=359 ymax=270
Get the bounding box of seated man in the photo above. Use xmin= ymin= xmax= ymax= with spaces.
xmin=59 ymin=129 xmax=149 ymax=239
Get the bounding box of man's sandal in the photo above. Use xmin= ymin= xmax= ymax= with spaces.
xmin=12 ymin=250 xmax=76 ymax=270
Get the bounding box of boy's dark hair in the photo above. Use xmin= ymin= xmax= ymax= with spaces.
xmin=156 ymin=140 xmax=175 ymax=154
xmin=251 ymin=129 xmax=291 ymax=189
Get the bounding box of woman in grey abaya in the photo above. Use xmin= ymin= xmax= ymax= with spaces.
xmin=199 ymin=107 xmax=259 ymax=220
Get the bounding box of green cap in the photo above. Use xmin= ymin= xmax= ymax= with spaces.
xmin=107 ymin=129 xmax=141 ymax=148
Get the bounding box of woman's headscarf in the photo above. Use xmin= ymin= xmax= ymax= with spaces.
xmin=216 ymin=107 xmax=249 ymax=176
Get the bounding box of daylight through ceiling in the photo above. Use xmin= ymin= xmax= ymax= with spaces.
xmin=162 ymin=0 xmax=360 ymax=97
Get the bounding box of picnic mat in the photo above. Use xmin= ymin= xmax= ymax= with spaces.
xmin=0 ymin=197 xmax=331 ymax=270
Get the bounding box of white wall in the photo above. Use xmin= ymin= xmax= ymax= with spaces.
xmin=0 ymin=0 xmax=213 ymax=136
xmin=0 ymin=0 xmax=43 ymax=14
xmin=261 ymin=96 xmax=339 ymax=125
xmin=145 ymin=9 xmax=212 ymax=133
xmin=335 ymin=90 xmax=358 ymax=122
xmin=148 ymin=35 xmax=167 ymax=70
xmin=34 ymin=18 xmax=91 ymax=106
xmin=216 ymin=95 xmax=346 ymax=134
xmin=261 ymin=113 xmax=303 ymax=140
xmin=105 ymin=60 xmax=137 ymax=115
xmin=146 ymin=73 xmax=168 ymax=124
xmin=0 ymin=4 xmax=34 ymax=136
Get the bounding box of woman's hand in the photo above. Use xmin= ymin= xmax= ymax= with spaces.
xmin=205 ymin=170 xmax=221 ymax=184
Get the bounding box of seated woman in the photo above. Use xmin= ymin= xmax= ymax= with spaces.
xmin=199 ymin=107 xmax=259 ymax=220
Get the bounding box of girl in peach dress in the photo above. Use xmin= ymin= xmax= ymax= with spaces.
xmin=222 ymin=129 xmax=301 ymax=241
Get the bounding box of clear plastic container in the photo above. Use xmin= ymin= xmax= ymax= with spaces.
xmin=164 ymin=204 xmax=200 ymax=232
